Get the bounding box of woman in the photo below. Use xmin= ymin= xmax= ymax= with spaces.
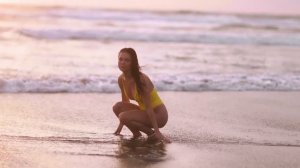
xmin=112 ymin=48 xmax=171 ymax=143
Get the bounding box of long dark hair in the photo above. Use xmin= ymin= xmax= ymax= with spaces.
xmin=119 ymin=48 xmax=144 ymax=95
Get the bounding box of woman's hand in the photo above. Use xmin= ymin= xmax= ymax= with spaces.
xmin=114 ymin=122 xmax=123 ymax=135
xmin=155 ymin=130 xmax=171 ymax=143
xmin=114 ymin=130 xmax=121 ymax=135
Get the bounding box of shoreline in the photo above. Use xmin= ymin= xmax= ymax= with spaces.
xmin=1 ymin=92 xmax=300 ymax=168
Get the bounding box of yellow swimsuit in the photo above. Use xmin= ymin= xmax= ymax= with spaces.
xmin=122 ymin=80 xmax=163 ymax=110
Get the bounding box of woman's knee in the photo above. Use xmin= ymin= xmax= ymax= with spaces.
xmin=113 ymin=102 xmax=122 ymax=117
xmin=112 ymin=102 xmax=123 ymax=115
xmin=119 ymin=112 xmax=129 ymax=124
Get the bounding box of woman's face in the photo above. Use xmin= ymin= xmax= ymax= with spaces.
xmin=118 ymin=52 xmax=131 ymax=73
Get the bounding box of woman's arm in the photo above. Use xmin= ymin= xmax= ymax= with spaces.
xmin=114 ymin=75 xmax=128 ymax=135
xmin=119 ymin=75 xmax=129 ymax=103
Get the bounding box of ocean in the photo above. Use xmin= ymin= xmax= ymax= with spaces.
xmin=0 ymin=4 xmax=300 ymax=92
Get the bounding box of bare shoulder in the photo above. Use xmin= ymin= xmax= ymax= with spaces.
xmin=118 ymin=74 xmax=124 ymax=85
xmin=139 ymin=72 xmax=154 ymax=92
xmin=139 ymin=72 xmax=151 ymax=83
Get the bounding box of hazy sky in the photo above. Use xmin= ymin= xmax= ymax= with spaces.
xmin=1 ymin=0 xmax=299 ymax=15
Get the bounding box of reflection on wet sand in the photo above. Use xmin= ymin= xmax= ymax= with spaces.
xmin=115 ymin=136 xmax=168 ymax=167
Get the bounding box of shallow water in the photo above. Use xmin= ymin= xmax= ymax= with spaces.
xmin=0 ymin=93 xmax=300 ymax=168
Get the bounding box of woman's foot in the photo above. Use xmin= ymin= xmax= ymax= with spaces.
xmin=146 ymin=133 xmax=160 ymax=143
xmin=132 ymin=132 xmax=142 ymax=139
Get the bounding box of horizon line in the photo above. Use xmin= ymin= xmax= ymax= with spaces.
xmin=0 ymin=3 xmax=300 ymax=18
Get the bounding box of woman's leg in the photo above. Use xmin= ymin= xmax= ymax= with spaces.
xmin=119 ymin=104 xmax=168 ymax=137
xmin=112 ymin=101 xmax=140 ymax=117
xmin=112 ymin=102 xmax=140 ymax=135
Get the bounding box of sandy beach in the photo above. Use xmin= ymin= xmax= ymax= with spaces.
xmin=0 ymin=92 xmax=300 ymax=168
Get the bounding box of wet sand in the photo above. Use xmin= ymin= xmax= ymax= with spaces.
xmin=0 ymin=92 xmax=300 ymax=168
